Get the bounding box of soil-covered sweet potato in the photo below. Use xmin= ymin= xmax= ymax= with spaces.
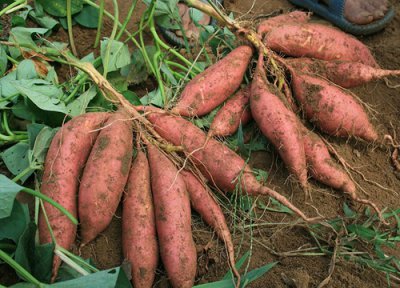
xmin=290 ymin=71 xmax=378 ymax=141
xmin=208 ymin=86 xmax=252 ymax=138
xmin=145 ymin=107 xmax=318 ymax=222
xmin=265 ymin=23 xmax=379 ymax=67
xmin=251 ymin=53 xmax=308 ymax=189
xmin=172 ymin=45 xmax=253 ymax=117
xmin=122 ymin=150 xmax=158 ymax=288
xmin=79 ymin=108 xmax=133 ymax=244
xmin=147 ymin=144 xmax=197 ymax=288
xmin=286 ymin=58 xmax=400 ymax=88
xmin=39 ymin=112 xmax=109 ymax=282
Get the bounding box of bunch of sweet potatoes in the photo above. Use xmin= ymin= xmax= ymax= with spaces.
xmin=38 ymin=10 xmax=399 ymax=287
xmin=39 ymin=109 xmax=240 ymax=287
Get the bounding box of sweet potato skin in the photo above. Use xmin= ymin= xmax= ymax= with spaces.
xmin=209 ymin=86 xmax=252 ymax=137
xmin=181 ymin=170 xmax=239 ymax=280
xmin=39 ymin=112 xmax=109 ymax=282
xmin=172 ymin=45 xmax=253 ymax=117
xmin=291 ymin=72 xmax=378 ymax=141
xmin=287 ymin=58 xmax=400 ymax=88
xmin=147 ymin=144 xmax=196 ymax=288
xmin=257 ymin=11 xmax=310 ymax=36
xmin=79 ymin=108 xmax=133 ymax=244
xmin=251 ymin=54 xmax=307 ymax=188
xmin=302 ymin=129 xmax=356 ymax=193
xmin=266 ymin=23 xmax=379 ymax=67
xmin=122 ymin=150 xmax=158 ymax=288
xmin=145 ymin=109 xmax=316 ymax=222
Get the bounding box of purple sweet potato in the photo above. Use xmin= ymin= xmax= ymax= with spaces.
xmin=257 ymin=11 xmax=310 ymax=36
xmin=122 ymin=150 xmax=158 ymax=288
xmin=265 ymin=23 xmax=379 ymax=67
xmin=251 ymin=53 xmax=308 ymax=189
xmin=39 ymin=112 xmax=109 ymax=282
xmin=172 ymin=45 xmax=253 ymax=117
xmin=286 ymin=58 xmax=400 ymax=88
xmin=79 ymin=108 xmax=133 ymax=244
xmin=290 ymin=71 xmax=378 ymax=141
xmin=208 ymin=86 xmax=252 ymax=137
xmin=145 ymin=107 xmax=317 ymax=222
xmin=147 ymin=144 xmax=197 ymax=288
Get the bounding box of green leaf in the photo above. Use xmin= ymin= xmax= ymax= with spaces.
xmin=347 ymin=224 xmax=377 ymax=241
xmin=16 ymin=59 xmax=39 ymax=80
xmin=52 ymin=267 xmax=132 ymax=288
xmin=145 ymin=0 xmax=181 ymax=29
xmin=66 ymin=85 xmax=97 ymax=116
xmin=0 ymin=45 xmax=7 ymax=76
xmin=241 ymin=262 xmax=278 ymax=287
xmin=121 ymin=46 xmax=156 ymax=85
xmin=223 ymin=251 xmax=250 ymax=280
xmin=36 ymin=0 xmax=83 ymax=17
xmin=33 ymin=243 xmax=54 ymax=283
xmin=14 ymin=222 xmax=36 ymax=277
xmin=0 ymin=70 xmax=18 ymax=102
xmin=29 ymin=9 xmax=59 ymax=30
xmin=8 ymin=27 xmax=49 ymax=59
xmin=0 ymin=200 xmax=29 ymax=240
xmin=73 ymin=4 xmax=99 ymax=28
xmin=1 ymin=143 xmax=32 ymax=183
xmin=160 ymin=63 xmax=177 ymax=85
xmin=193 ymin=279 xmax=235 ymax=288
xmin=140 ymin=88 xmax=164 ymax=107
xmin=11 ymin=15 xmax=26 ymax=27
xmin=12 ymin=79 xmax=67 ymax=114
xmin=27 ymin=123 xmax=47 ymax=149
xmin=100 ymin=39 xmax=131 ymax=73
xmin=193 ymin=105 xmax=220 ymax=129
xmin=32 ymin=126 xmax=57 ymax=165
xmin=343 ymin=202 xmax=356 ymax=218
xmin=122 ymin=91 xmax=141 ymax=106
xmin=107 ymin=71 xmax=128 ymax=92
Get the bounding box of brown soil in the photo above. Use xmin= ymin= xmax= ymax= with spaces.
xmin=2 ymin=0 xmax=400 ymax=287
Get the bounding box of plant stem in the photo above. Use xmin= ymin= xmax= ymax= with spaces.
xmin=0 ymin=249 xmax=44 ymax=287
xmin=150 ymin=25 xmax=202 ymax=74
xmin=94 ymin=0 xmax=105 ymax=48
xmin=102 ymin=0 xmax=119 ymax=78
xmin=21 ymin=187 xmax=78 ymax=225
xmin=57 ymin=246 xmax=99 ymax=273
xmin=12 ymin=165 xmax=38 ymax=183
xmin=54 ymin=248 xmax=90 ymax=276
xmin=66 ymin=0 xmax=78 ymax=56
xmin=115 ymin=0 xmax=138 ymax=41
xmin=0 ymin=0 xmax=26 ymax=16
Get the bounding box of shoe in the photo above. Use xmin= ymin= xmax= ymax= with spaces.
xmin=157 ymin=0 xmax=223 ymax=47
xmin=288 ymin=0 xmax=395 ymax=35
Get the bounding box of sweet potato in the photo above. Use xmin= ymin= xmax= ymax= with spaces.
xmin=290 ymin=71 xmax=378 ymax=141
xmin=79 ymin=108 xmax=133 ymax=244
xmin=39 ymin=112 xmax=109 ymax=282
xmin=208 ymin=86 xmax=252 ymax=138
xmin=147 ymin=144 xmax=197 ymax=288
xmin=265 ymin=23 xmax=379 ymax=67
xmin=180 ymin=170 xmax=240 ymax=284
xmin=145 ymin=107 xmax=317 ymax=221
xmin=302 ymin=128 xmax=355 ymax=193
xmin=251 ymin=53 xmax=307 ymax=189
xmin=172 ymin=45 xmax=253 ymax=117
xmin=257 ymin=11 xmax=310 ymax=36
xmin=301 ymin=126 xmax=384 ymax=221
xmin=286 ymin=58 xmax=400 ymax=88
xmin=122 ymin=150 xmax=158 ymax=288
